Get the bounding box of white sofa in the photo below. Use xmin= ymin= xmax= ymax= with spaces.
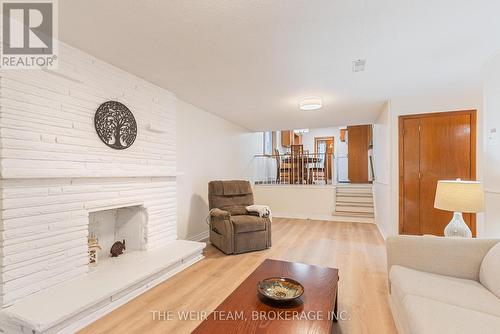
xmin=386 ymin=236 xmax=500 ymax=334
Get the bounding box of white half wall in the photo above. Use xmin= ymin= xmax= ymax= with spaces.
xmin=253 ymin=185 xmax=336 ymax=220
xmin=176 ymin=101 xmax=262 ymax=240
xmin=482 ymin=52 xmax=500 ymax=238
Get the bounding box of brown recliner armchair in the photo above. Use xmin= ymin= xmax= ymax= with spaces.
xmin=208 ymin=180 xmax=272 ymax=254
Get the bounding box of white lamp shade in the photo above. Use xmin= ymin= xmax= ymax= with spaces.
xmin=434 ymin=180 xmax=484 ymax=213
xmin=299 ymin=97 xmax=322 ymax=111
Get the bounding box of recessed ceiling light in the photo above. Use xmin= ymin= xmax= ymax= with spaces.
xmin=299 ymin=97 xmax=322 ymax=111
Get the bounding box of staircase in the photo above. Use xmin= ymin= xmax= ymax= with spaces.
xmin=332 ymin=184 xmax=374 ymax=223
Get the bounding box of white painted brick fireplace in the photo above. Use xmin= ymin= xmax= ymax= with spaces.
xmin=0 ymin=43 xmax=205 ymax=333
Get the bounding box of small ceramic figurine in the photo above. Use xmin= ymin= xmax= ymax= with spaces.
xmin=88 ymin=237 xmax=102 ymax=266
xmin=110 ymin=239 xmax=126 ymax=257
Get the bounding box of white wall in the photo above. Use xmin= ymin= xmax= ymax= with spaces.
xmin=300 ymin=127 xmax=348 ymax=182
xmin=482 ymin=53 xmax=500 ymax=238
xmin=176 ymin=101 xmax=262 ymax=241
xmin=377 ymin=91 xmax=482 ymax=237
xmin=300 ymin=127 xmax=347 ymax=156
xmin=372 ymin=103 xmax=394 ymax=237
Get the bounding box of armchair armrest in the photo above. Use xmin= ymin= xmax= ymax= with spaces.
xmin=209 ymin=208 xmax=230 ymax=220
xmin=208 ymin=208 xmax=234 ymax=254
xmin=209 ymin=208 xmax=233 ymax=237
xmin=387 ymin=235 xmax=499 ymax=281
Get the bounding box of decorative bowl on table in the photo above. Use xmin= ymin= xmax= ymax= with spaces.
xmin=257 ymin=277 xmax=304 ymax=302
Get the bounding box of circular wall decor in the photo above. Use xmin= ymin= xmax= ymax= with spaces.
xmin=94 ymin=101 xmax=137 ymax=150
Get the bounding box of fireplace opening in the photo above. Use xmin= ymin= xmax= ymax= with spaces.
xmin=88 ymin=205 xmax=147 ymax=264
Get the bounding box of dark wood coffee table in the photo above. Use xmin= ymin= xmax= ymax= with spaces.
xmin=192 ymin=259 xmax=339 ymax=334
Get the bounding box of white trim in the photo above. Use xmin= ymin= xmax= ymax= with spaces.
xmin=375 ymin=222 xmax=387 ymax=240
xmin=485 ymin=189 xmax=500 ymax=194
xmin=273 ymin=212 xmax=375 ymax=224
xmin=187 ymin=230 xmax=210 ymax=242
xmin=372 ymin=184 xmax=386 ymax=239
xmin=86 ymin=202 xmax=145 ymax=213
xmin=273 ymin=212 xmax=337 ymax=221
xmin=254 ymin=184 xmax=336 ymax=189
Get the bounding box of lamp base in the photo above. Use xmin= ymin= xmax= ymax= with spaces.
xmin=444 ymin=212 xmax=472 ymax=238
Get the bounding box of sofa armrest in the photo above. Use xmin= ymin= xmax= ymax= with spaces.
xmin=387 ymin=235 xmax=499 ymax=281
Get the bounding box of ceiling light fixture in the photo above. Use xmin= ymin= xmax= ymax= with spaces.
xmin=299 ymin=97 xmax=322 ymax=111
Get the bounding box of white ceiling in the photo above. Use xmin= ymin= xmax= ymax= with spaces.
xmin=59 ymin=0 xmax=500 ymax=131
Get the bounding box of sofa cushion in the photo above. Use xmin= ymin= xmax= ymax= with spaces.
xmin=480 ymin=242 xmax=500 ymax=298
xmin=231 ymin=215 xmax=266 ymax=234
xmin=390 ymin=265 xmax=500 ymax=317
xmin=403 ymin=294 xmax=500 ymax=334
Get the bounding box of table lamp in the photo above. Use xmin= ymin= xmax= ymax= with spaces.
xmin=434 ymin=179 xmax=484 ymax=238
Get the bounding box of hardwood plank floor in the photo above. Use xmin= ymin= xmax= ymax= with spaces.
xmin=79 ymin=218 xmax=397 ymax=334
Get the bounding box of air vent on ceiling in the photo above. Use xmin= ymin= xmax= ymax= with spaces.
xmin=352 ymin=59 xmax=366 ymax=72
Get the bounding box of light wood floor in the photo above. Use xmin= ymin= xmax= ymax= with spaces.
xmin=79 ymin=218 xmax=397 ymax=334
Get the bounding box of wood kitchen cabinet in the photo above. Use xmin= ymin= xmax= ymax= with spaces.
xmin=281 ymin=130 xmax=301 ymax=147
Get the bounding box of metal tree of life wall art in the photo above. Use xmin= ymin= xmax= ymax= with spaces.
xmin=94 ymin=101 xmax=137 ymax=150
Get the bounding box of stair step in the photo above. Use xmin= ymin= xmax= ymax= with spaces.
xmin=336 ymin=206 xmax=374 ymax=213
xmin=336 ymin=188 xmax=372 ymax=192
xmin=336 ymin=201 xmax=374 ymax=208
xmin=333 ymin=211 xmax=375 ymax=218
xmin=329 ymin=215 xmax=375 ymax=223
xmin=336 ymin=184 xmax=372 ymax=188
xmin=335 ymin=183 xmax=374 ymax=218
xmin=336 ymin=192 xmax=372 ymax=198
xmin=336 ymin=187 xmax=372 ymax=193
xmin=336 ymin=195 xmax=373 ymax=202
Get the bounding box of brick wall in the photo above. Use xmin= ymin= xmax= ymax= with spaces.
xmin=0 ymin=43 xmax=177 ymax=306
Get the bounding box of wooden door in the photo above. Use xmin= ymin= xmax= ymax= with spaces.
xmin=347 ymin=125 xmax=371 ymax=183
xmin=399 ymin=111 xmax=476 ymax=236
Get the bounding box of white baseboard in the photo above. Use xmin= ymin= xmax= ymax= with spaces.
xmin=273 ymin=212 xmax=375 ymax=224
xmin=375 ymin=222 xmax=387 ymax=240
xmin=273 ymin=212 xmax=337 ymax=221
xmin=188 ymin=230 xmax=209 ymax=242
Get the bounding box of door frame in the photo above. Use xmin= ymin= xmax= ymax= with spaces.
xmin=398 ymin=110 xmax=477 ymax=235
xmin=314 ymin=136 xmax=335 ymax=155
xmin=314 ymin=136 xmax=334 ymax=181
